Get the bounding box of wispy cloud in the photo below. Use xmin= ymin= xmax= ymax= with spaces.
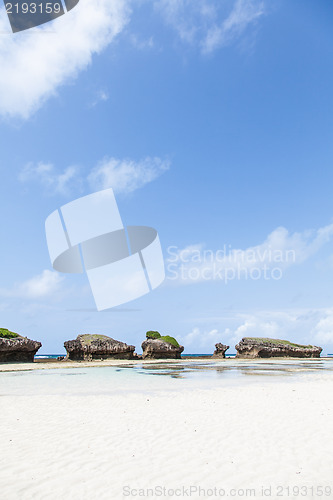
xmin=87 ymin=156 xmax=170 ymax=194
xmin=0 ymin=0 xmax=266 ymax=119
xmin=179 ymin=326 xmax=231 ymax=350
xmin=19 ymin=156 xmax=170 ymax=196
xmin=19 ymin=162 xmax=81 ymax=196
xmin=202 ymin=0 xmax=264 ymax=54
xmin=179 ymin=314 xmax=288 ymax=352
xmin=0 ymin=0 xmax=129 ymax=119
xmin=130 ymin=34 xmax=155 ymax=50
xmin=89 ymin=89 xmax=110 ymax=108
xmin=180 ymin=307 xmax=333 ymax=353
xmin=230 ymin=308 xmax=333 ymax=348
xmin=313 ymin=310 xmax=333 ymax=344
xmin=0 ymin=270 xmax=64 ymax=299
xmin=156 ymin=0 xmax=265 ymax=54
xmin=166 ymin=223 xmax=333 ymax=285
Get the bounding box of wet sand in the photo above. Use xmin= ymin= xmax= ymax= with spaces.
xmin=1 ymin=359 xmax=333 ymax=499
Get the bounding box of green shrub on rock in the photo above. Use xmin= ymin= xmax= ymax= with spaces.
xmin=248 ymin=337 xmax=313 ymax=348
xmin=146 ymin=331 xmax=161 ymax=339
xmin=145 ymin=331 xmax=180 ymax=348
xmin=160 ymin=335 xmax=180 ymax=347
xmin=0 ymin=328 xmax=19 ymax=339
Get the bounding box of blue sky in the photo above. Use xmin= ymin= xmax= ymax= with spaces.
xmin=1 ymin=0 xmax=333 ymax=354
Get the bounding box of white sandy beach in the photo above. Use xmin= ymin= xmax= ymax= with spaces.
xmin=0 ymin=362 xmax=332 ymax=500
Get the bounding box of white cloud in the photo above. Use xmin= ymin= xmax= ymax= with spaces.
xmin=19 ymin=162 xmax=81 ymax=195
xmin=89 ymin=89 xmax=109 ymax=108
xmin=88 ymin=156 xmax=170 ymax=194
xmin=313 ymin=310 xmax=333 ymax=344
xmin=0 ymin=270 xmax=64 ymax=299
xmin=179 ymin=326 xmax=231 ymax=350
xmin=156 ymin=0 xmax=219 ymax=45
xmin=180 ymin=315 xmax=290 ymax=353
xmin=231 ymin=309 xmax=333 ymax=349
xmin=0 ymin=0 xmax=129 ymax=119
xmin=0 ymin=0 xmax=266 ymax=119
xmin=166 ymin=223 xmax=333 ymax=285
xmin=230 ymin=316 xmax=281 ymax=345
xmin=130 ymin=34 xmax=154 ymax=50
xmin=156 ymin=0 xmax=264 ymax=54
xmin=180 ymin=314 xmax=296 ymax=353
xmin=19 ymin=156 xmax=170 ymax=196
xmin=203 ymin=0 xmax=264 ymax=54
xmin=181 ymin=307 xmax=333 ymax=354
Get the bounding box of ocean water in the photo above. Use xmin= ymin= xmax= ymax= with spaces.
xmin=1 ymin=358 xmax=333 ymax=398
xmin=34 ymin=354 xmax=237 ymax=359
xmin=34 ymin=353 xmax=333 ymax=359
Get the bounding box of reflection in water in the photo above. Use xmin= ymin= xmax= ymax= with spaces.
xmin=119 ymin=359 xmax=333 ymax=380
xmin=1 ymin=359 xmax=333 ymax=398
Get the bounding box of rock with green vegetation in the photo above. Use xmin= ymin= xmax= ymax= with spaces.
xmin=142 ymin=332 xmax=184 ymax=359
xmin=0 ymin=328 xmax=19 ymax=339
xmin=159 ymin=335 xmax=180 ymax=347
xmin=235 ymin=337 xmax=322 ymax=359
xmin=212 ymin=343 xmax=230 ymax=358
xmin=64 ymin=334 xmax=136 ymax=361
xmin=0 ymin=328 xmax=42 ymax=362
xmin=146 ymin=331 xmax=161 ymax=340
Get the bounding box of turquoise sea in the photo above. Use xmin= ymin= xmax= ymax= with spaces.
xmin=1 ymin=358 xmax=333 ymax=398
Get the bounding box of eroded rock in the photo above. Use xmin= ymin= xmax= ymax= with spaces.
xmin=0 ymin=328 xmax=42 ymax=362
xmin=64 ymin=334 xmax=136 ymax=361
xmin=142 ymin=331 xmax=184 ymax=359
xmin=212 ymin=343 xmax=230 ymax=358
xmin=235 ymin=337 xmax=322 ymax=359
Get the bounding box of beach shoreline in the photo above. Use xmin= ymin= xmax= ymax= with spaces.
xmin=0 ymin=356 xmax=332 ymax=372
xmin=1 ymin=364 xmax=332 ymax=500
